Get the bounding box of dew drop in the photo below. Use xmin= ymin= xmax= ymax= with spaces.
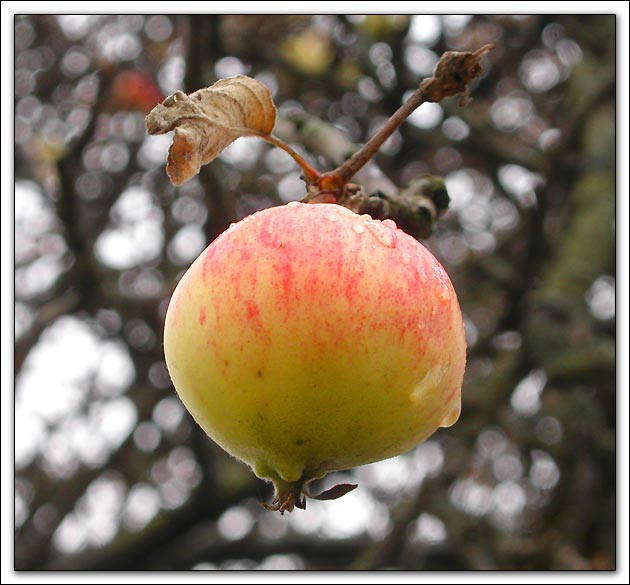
xmin=324 ymin=212 xmax=339 ymax=222
xmin=382 ymin=218 xmax=397 ymax=229
xmin=352 ymin=223 xmax=365 ymax=234
xmin=286 ymin=201 xmax=301 ymax=208
xmin=409 ymin=365 xmax=447 ymax=403
xmin=440 ymin=396 xmax=461 ymax=428
xmin=365 ymin=221 xmax=396 ymax=248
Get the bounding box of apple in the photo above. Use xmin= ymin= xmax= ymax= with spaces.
xmin=164 ymin=202 xmax=466 ymax=511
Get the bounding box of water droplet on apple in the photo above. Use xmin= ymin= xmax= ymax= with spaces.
xmin=324 ymin=212 xmax=339 ymax=222
xmin=365 ymin=221 xmax=396 ymax=248
xmin=409 ymin=365 xmax=446 ymax=403
xmin=382 ymin=219 xmax=397 ymax=229
xmin=286 ymin=201 xmax=301 ymax=208
xmin=440 ymin=397 xmax=461 ymax=427
xmin=352 ymin=223 xmax=365 ymax=234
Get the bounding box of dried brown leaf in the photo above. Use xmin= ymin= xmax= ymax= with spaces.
xmin=145 ymin=75 xmax=276 ymax=185
xmin=307 ymin=483 xmax=358 ymax=501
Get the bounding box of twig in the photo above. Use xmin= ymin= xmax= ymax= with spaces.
xmin=257 ymin=132 xmax=320 ymax=184
xmin=315 ymin=44 xmax=495 ymax=191
xmin=289 ymin=44 xmax=494 ymax=238
xmin=277 ymin=113 xmax=451 ymax=239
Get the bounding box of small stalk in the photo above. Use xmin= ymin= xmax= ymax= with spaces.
xmin=257 ymin=132 xmax=321 ymax=185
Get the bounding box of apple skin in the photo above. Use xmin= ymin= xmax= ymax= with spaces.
xmin=164 ymin=202 xmax=466 ymax=491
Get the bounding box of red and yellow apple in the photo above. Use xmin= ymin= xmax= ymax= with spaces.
xmin=164 ymin=202 xmax=466 ymax=510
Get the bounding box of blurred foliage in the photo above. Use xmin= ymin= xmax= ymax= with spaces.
xmin=14 ymin=14 xmax=616 ymax=571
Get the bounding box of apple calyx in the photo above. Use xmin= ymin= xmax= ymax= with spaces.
xmin=263 ymin=481 xmax=306 ymax=514
xmin=264 ymin=478 xmax=359 ymax=514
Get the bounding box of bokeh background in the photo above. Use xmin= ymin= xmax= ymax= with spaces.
xmin=14 ymin=14 xmax=616 ymax=570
